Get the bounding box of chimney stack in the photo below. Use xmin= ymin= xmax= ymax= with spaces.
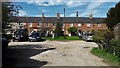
xmin=89 ymin=10 xmax=93 ymax=19
xmin=42 ymin=10 xmax=44 ymax=19
xmin=57 ymin=13 xmax=60 ymax=19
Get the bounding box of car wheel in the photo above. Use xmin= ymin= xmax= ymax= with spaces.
xmin=13 ymin=39 xmax=15 ymax=42
xmin=29 ymin=40 xmax=31 ymax=42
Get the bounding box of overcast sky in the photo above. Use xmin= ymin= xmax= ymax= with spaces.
xmin=13 ymin=0 xmax=119 ymax=17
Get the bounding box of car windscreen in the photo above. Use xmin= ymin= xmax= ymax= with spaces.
xmin=87 ymin=33 xmax=93 ymax=36
xmin=14 ymin=29 xmax=24 ymax=35
xmin=31 ymin=32 xmax=40 ymax=37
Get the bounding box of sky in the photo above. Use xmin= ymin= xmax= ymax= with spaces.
xmin=12 ymin=0 xmax=120 ymax=18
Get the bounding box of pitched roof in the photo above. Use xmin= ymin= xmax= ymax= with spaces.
xmin=12 ymin=17 xmax=105 ymax=23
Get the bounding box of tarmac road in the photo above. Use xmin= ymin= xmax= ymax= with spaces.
xmin=7 ymin=40 xmax=110 ymax=66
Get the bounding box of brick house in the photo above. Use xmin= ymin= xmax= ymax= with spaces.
xmin=15 ymin=16 xmax=108 ymax=35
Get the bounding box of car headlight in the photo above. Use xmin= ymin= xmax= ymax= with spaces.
xmin=21 ymin=35 xmax=23 ymax=37
xmin=37 ymin=37 xmax=40 ymax=38
xmin=12 ymin=35 xmax=14 ymax=37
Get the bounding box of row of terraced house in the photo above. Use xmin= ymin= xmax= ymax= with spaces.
xmin=10 ymin=13 xmax=108 ymax=35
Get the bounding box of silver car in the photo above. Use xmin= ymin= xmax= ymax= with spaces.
xmin=82 ymin=32 xmax=93 ymax=41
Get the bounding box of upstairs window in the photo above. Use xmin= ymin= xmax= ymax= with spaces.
xmin=63 ymin=23 xmax=65 ymax=27
xmin=29 ymin=22 xmax=32 ymax=27
xmin=45 ymin=23 xmax=48 ymax=26
xmin=78 ymin=23 xmax=81 ymax=27
xmin=38 ymin=22 xmax=42 ymax=26
xmin=53 ymin=23 xmax=55 ymax=26
xmin=70 ymin=23 xmax=73 ymax=27
xmin=87 ymin=23 xmax=91 ymax=27
xmin=97 ymin=23 xmax=101 ymax=27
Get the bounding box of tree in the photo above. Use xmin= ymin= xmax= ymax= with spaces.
xmin=106 ymin=2 xmax=120 ymax=29
xmin=2 ymin=2 xmax=22 ymax=33
xmin=67 ymin=27 xmax=77 ymax=36
xmin=54 ymin=23 xmax=63 ymax=37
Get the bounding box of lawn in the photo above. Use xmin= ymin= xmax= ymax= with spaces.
xmin=43 ymin=36 xmax=81 ymax=41
xmin=91 ymin=47 xmax=120 ymax=66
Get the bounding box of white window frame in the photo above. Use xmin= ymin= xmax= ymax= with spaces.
xmin=78 ymin=23 xmax=81 ymax=27
xmin=29 ymin=22 xmax=32 ymax=27
xmin=87 ymin=23 xmax=91 ymax=27
xmin=46 ymin=23 xmax=48 ymax=26
xmin=98 ymin=23 xmax=101 ymax=27
xmin=70 ymin=23 xmax=73 ymax=27
xmin=53 ymin=23 xmax=55 ymax=26
xmin=38 ymin=22 xmax=42 ymax=26
xmin=63 ymin=23 xmax=65 ymax=27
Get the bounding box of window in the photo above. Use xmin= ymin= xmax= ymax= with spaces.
xmin=45 ymin=23 xmax=48 ymax=26
xmin=53 ymin=23 xmax=55 ymax=26
xmin=63 ymin=23 xmax=65 ymax=27
xmin=78 ymin=23 xmax=81 ymax=27
xmin=97 ymin=23 xmax=101 ymax=27
xmin=70 ymin=23 xmax=73 ymax=27
xmin=38 ymin=22 xmax=42 ymax=26
xmin=87 ymin=23 xmax=91 ymax=27
xmin=29 ymin=22 xmax=32 ymax=27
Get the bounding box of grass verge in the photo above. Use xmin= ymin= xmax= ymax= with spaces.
xmin=43 ymin=36 xmax=81 ymax=41
xmin=91 ymin=47 xmax=120 ymax=66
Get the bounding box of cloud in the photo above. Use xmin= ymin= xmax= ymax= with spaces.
xmin=34 ymin=15 xmax=41 ymax=17
xmin=69 ymin=13 xmax=76 ymax=17
xmin=18 ymin=10 xmax=27 ymax=16
xmin=26 ymin=0 xmax=87 ymax=7
xmin=8 ymin=0 xmax=120 ymax=2
xmin=66 ymin=1 xmax=87 ymax=8
xmin=60 ymin=14 xmax=66 ymax=17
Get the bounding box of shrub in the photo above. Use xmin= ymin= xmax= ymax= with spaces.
xmin=110 ymin=39 xmax=120 ymax=57
xmin=92 ymin=30 xmax=106 ymax=43
xmin=67 ymin=27 xmax=77 ymax=36
xmin=91 ymin=47 xmax=120 ymax=65
xmin=54 ymin=23 xmax=63 ymax=37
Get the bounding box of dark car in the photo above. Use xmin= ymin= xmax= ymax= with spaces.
xmin=12 ymin=28 xmax=28 ymax=41
xmin=29 ymin=31 xmax=41 ymax=42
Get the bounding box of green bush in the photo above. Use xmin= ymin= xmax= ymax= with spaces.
xmin=110 ymin=39 xmax=120 ymax=57
xmin=67 ymin=27 xmax=77 ymax=36
xmin=67 ymin=27 xmax=77 ymax=33
xmin=54 ymin=23 xmax=63 ymax=37
xmin=92 ymin=30 xmax=106 ymax=43
xmin=92 ymin=47 xmax=120 ymax=65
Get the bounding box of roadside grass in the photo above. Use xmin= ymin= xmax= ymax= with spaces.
xmin=43 ymin=36 xmax=81 ymax=41
xmin=91 ymin=47 xmax=120 ymax=66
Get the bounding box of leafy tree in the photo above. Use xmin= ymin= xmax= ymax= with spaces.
xmin=54 ymin=23 xmax=63 ymax=37
xmin=67 ymin=27 xmax=77 ymax=36
xmin=2 ymin=2 xmax=22 ymax=33
xmin=106 ymin=2 xmax=120 ymax=29
xmin=68 ymin=27 xmax=77 ymax=33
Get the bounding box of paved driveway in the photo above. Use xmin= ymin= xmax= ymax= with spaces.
xmin=7 ymin=40 xmax=109 ymax=66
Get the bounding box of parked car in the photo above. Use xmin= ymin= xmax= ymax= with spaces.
xmin=1 ymin=34 xmax=10 ymax=62
xmin=82 ymin=32 xmax=93 ymax=41
xmin=12 ymin=28 xmax=28 ymax=41
xmin=29 ymin=31 xmax=41 ymax=42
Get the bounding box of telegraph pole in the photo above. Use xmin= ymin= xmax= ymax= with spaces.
xmin=64 ymin=8 xmax=66 ymax=38
xmin=76 ymin=11 xmax=79 ymax=37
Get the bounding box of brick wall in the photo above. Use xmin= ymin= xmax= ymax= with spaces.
xmin=27 ymin=22 xmax=108 ymax=35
